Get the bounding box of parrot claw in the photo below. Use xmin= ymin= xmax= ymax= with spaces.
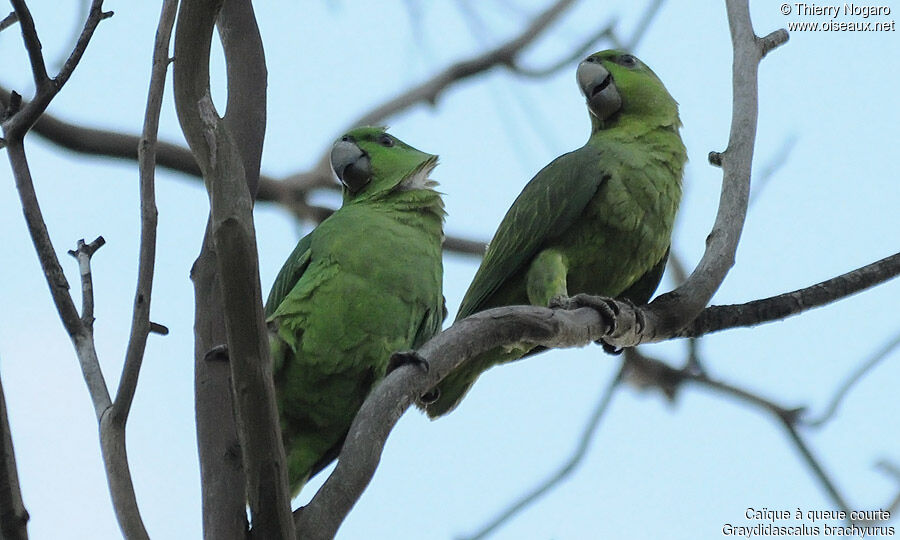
xmin=419 ymin=388 xmax=440 ymax=404
xmin=551 ymin=294 xmax=630 ymax=355
xmin=387 ymin=350 xmax=430 ymax=376
xmin=551 ymin=293 xmax=619 ymax=330
xmin=203 ymin=344 xmax=229 ymax=362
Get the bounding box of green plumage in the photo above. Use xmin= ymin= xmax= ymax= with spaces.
xmin=266 ymin=127 xmax=445 ymax=494
xmin=423 ymin=50 xmax=686 ymax=418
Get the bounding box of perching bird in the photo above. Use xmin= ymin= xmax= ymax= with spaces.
xmin=265 ymin=126 xmax=445 ymax=494
xmin=422 ymin=50 xmax=686 ymax=418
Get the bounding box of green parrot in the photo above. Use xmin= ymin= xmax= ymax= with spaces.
xmin=422 ymin=50 xmax=686 ymax=418
xmin=265 ymin=126 xmax=445 ymax=495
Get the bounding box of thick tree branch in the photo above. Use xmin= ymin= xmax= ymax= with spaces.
xmin=0 ymin=373 xmax=28 ymax=540
xmin=174 ymin=0 xmax=293 ymax=538
xmin=678 ymin=251 xmax=900 ymax=338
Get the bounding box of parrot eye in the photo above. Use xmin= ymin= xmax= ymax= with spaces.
xmin=584 ymin=56 xmax=600 ymax=64
xmin=341 ymin=135 xmax=352 ymax=142
xmin=377 ymin=134 xmax=395 ymax=147
xmin=617 ymin=54 xmax=637 ymax=68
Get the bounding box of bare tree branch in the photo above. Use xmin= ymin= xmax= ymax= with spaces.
xmin=511 ymin=20 xmax=617 ymax=78
xmin=348 ymin=0 xmax=578 ymax=131
xmin=0 ymin=11 xmax=17 ymax=32
xmin=3 ymin=0 xmax=615 ymax=258
xmin=91 ymin=7 xmax=180 ymax=536
xmin=875 ymin=461 xmax=900 ymax=516
xmin=461 ymin=362 xmax=624 ymax=540
xmin=3 ymin=1 xmax=111 ymax=141
xmin=67 ymin=236 xmax=105 ymax=329
xmin=626 ymin=350 xmax=858 ymax=517
xmin=779 ymin=415 xmax=853 ymax=514
xmin=1 ymin=2 xmax=153 ymax=538
xmin=804 ymin=329 xmax=900 ymax=428
xmin=623 ymin=0 xmax=665 ymax=50
xmin=678 ymin=251 xmax=900 ymax=338
xmin=0 ymin=372 xmax=28 ymax=540
xmin=110 ymin=0 xmax=176 ymax=427
xmin=173 ymin=0 xmax=294 ymax=537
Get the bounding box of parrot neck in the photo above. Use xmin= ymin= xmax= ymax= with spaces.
xmin=588 ymin=102 xmax=681 ymax=137
xmin=353 ymin=187 xmax=446 ymax=224
xmin=588 ymin=110 xmax=682 ymax=142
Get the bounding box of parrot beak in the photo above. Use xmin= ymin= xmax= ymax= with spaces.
xmin=331 ymin=139 xmax=372 ymax=194
xmin=577 ymin=60 xmax=622 ymax=122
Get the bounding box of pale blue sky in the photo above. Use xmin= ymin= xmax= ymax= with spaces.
xmin=1 ymin=1 xmax=898 ymax=539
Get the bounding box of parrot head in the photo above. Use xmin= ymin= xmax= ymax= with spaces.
xmin=577 ymin=50 xmax=679 ymax=129
xmin=330 ymin=126 xmax=439 ymax=201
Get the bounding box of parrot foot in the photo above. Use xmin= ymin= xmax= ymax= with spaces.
xmin=203 ymin=344 xmax=229 ymax=362
xmin=387 ymin=350 xmax=430 ymax=376
xmin=549 ymin=294 xmax=630 ymax=355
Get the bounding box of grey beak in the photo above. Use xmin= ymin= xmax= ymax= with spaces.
xmin=577 ymin=61 xmax=622 ymax=122
xmin=331 ymin=139 xmax=372 ymax=194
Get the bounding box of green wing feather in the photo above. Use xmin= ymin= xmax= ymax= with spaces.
xmin=264 ymin=231 xmax=313 ymax=319
xmin=456 ymin=147 xmax=607 ymax=320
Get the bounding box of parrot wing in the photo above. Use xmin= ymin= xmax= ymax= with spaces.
xmin=456 ymin=147 xmax=607 ymax=319
xmin=264 ymin=230 xmax=313 ymax=319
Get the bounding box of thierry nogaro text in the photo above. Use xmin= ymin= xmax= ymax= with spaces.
xmin=793 ymin=3 xmax=891 ymax=17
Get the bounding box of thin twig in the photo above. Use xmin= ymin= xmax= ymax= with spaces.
xmin=778 ymin=417 xmax=852 ymax=513
xmin=0 ymin=0 xmax=605 ymax=259
xmin=462 ymin=363 xmax=624 ymax=540
xmin=0 ymin=11 xmax=17 ymax=32
xmin=3 ymin=1 xmax=110 ymax=140
xmin=110 ymin=0 xmax=176 ymax=429
xmin=623 ymin=0 xmax=665 ymax=50
xmin=5 ymin=142 xmax=111 ymax=415
xmin=10 ymin=0 xmax=51 ymax=90
xmin=686 ymin=367 xmax=856 ymax=516
xmin=67 ymin=236 xmax=106 ymax=330
xmin=350 ymin=0 xmax=578 ymax=131
xmin=1 ymin=2 xmax=149 ymax=538
xmin=804 ymin=329 xmax=900 ymax=428
xmin=628 ymin=351 xmax=858 ymax=518
xmin=874 ymin=461 xmax=900 ymax=516
xmin=512 ymin=21 xmax=617 ymax=78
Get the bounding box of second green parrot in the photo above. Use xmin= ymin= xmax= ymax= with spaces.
xmin=422 ymin=50 xmax=687 ymax=418
xmin=266 ymin=126 xmax=445 ymax=494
